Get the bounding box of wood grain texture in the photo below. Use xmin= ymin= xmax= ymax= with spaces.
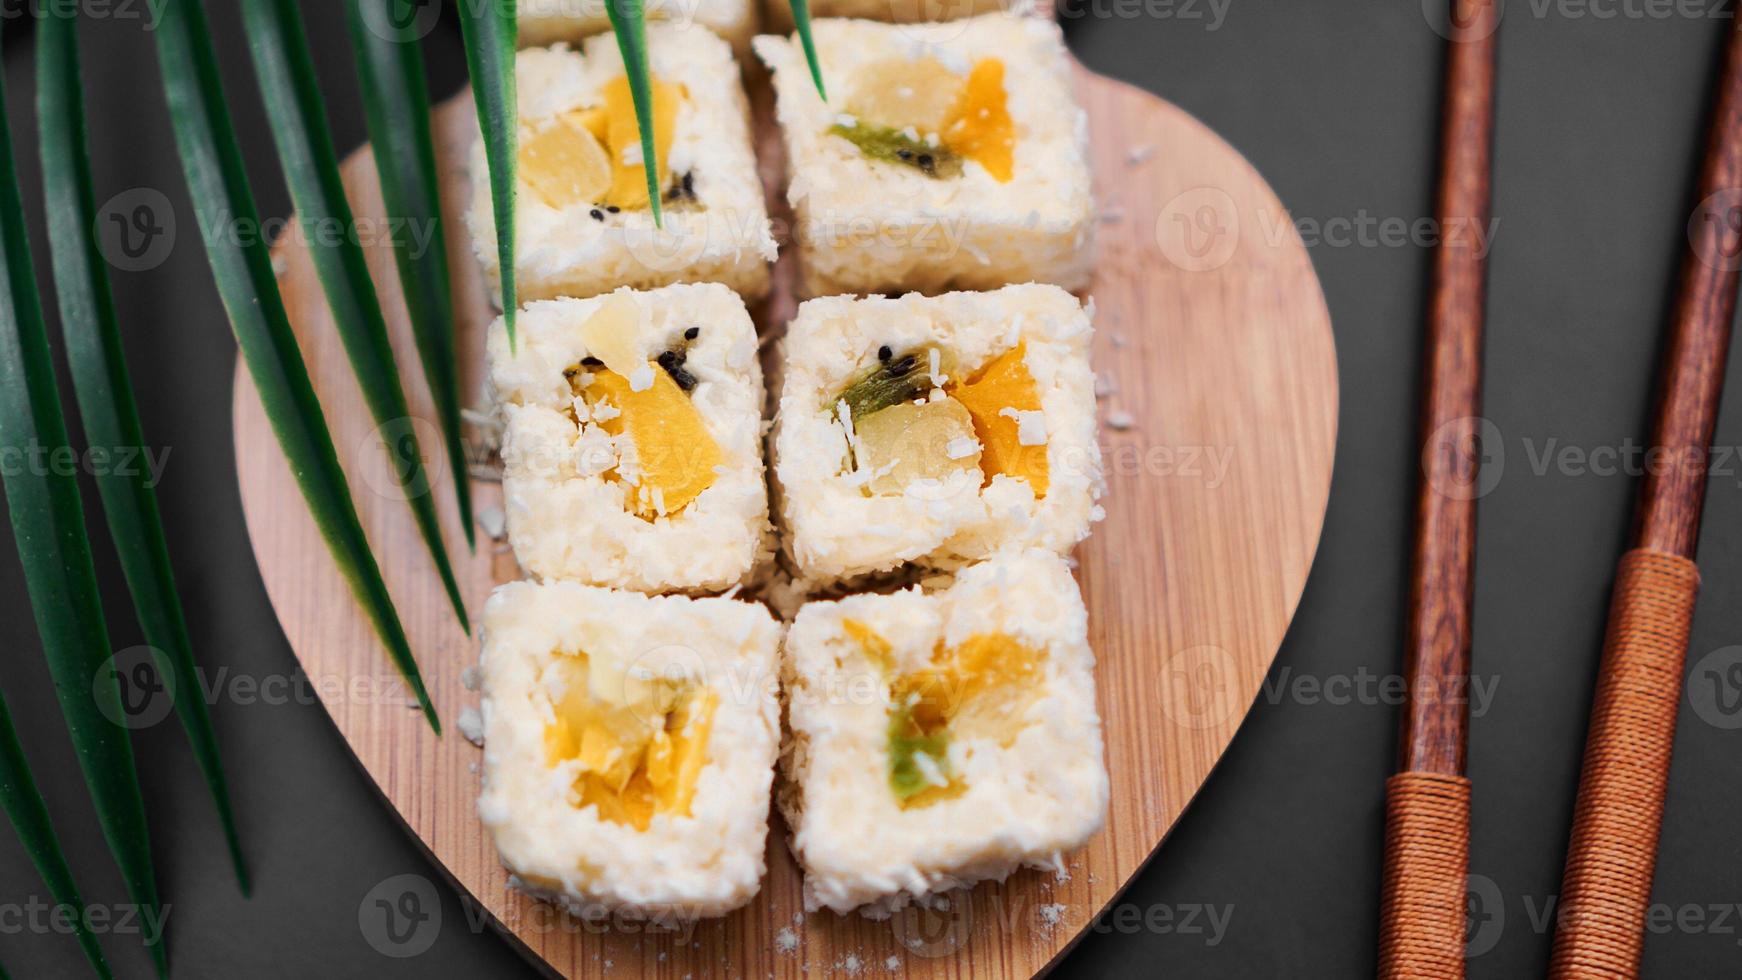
xmin=1401 ymin=0 xmax=1496 ymax=787
xmin=1550 ymin=18 xmax=1742 ymax=980
xmin=232 ymin=63 xmax=1337 ymax=979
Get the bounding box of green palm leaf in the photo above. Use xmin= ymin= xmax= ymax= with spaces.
xmin=457 ymin=0 xmax=518 ymax=345
xmin=152 ymin=0 xmax=439 ymax=732
xmin=0 ymin=695 xmax=114 ymax=979
xmin=240 ymin=0 xmax=469 ymax=633
xmin=35 ymin=7 xmax=249 ymax=896
xmin=341 ymin=0 xmax=474 ymax=552
xmin=604 ymin=0 xmax=664 ymax=227
xmin=0 ymin=39 xmax=165 ymax=980
xmin=789 ymin=0 xmax=828 ymax=100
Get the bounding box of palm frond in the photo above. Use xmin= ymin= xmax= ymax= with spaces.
xmin=341 ymin=0 xmax=474 ymax=552
xmin=456 ymin=0 xmax=518 ymax=345
xmin=789 ymin=0 xmax=828 ymax=100
xmin=240 ymin=0 xmax=469 ymax=633
xmin=0 ymin=37 xmax=165 ymax=979
xmin=0 ymin=695 xmax=114 ymax=980
xmin=605 ymin=0 xmax=664 ymax=226
xmin=35 ymin=6 xmax=249 ymax=895
xmin=152 ymin=0 xmax=439 ymax=732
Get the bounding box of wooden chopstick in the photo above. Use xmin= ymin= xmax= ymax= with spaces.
xmin=1376 ymin=2 xmax=1497 ymax=977
xmin=1548 ymin=18 xmax=1742 ymax=979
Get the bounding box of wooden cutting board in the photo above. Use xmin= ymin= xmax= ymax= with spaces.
xmin=233 ymin=57 xmax=1337 ymax=979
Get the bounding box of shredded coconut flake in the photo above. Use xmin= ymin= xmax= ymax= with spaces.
xmin=946 ymin=436 xmax=978 ymax=459
xmin=629 ymin=364 xmax=655 ymax=392
xmin=456 ymin=707 xmax=485 ymax=747
xmin=1000 ymin=407 xmax=1048 ymax=445
xmin=1107 ymin=410 xmax=1135 ymax=430
xmin=774 ymin=928 xmax=799 ymax=953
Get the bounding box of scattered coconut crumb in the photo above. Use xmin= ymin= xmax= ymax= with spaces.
xmin=1097 ymin=208 xmax=1126 ymax=225
xmin=1125 ymin=144 xmax=1156 ymax=166
xmin=774 ymin=928 xmax=800 ymax=953
xmin=460 ymin=665 xmax=481 ymax=691
xmin=1037 ymin=903 xmax=1067 ymax=928
xmin=456 ymin=707 xmax=485 ymax=747
xmin=1111 ymin=333 xmax=1128 ymax=348
xmin=838 ymin=954 xmax=864 ymax=975
xmin=1094 ymin=375 xmax=1117 ymax=399
xmin=794 ymin=912 xmax=804 ymax=925
xmin=1107 ymin=410 xmax=1135 ymax=431
xmin=885 ymin=957 xmax=900 ymax=971
xmin=629 ymin=364 xmax=656 ymax=392
xmin=1000 ymin=407 xmax=1048 ymax=446
xmin=467 ymin=762 xmax=479 ymax=775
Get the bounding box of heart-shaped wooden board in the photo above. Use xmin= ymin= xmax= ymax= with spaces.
xmin=233 ymin=56 xmax=1336 ymax=978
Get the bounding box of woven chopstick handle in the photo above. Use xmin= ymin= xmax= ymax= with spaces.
xmin=1549 ymin=548 xmax=1700 ymax=979
xmin=1378 ymin=771 xmax=1471 ymax=980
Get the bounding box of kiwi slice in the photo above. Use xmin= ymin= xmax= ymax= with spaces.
xmin=835 ymin=345 xmax=955 ymax=422
xmin=828 ymin=122 xmax=963 ymax=179
xmin=887 ymin=700 xmax=952 ymax=800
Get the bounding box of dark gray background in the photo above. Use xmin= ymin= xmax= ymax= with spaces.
xmin=1 ymin=0 xmax=1740 ymax=976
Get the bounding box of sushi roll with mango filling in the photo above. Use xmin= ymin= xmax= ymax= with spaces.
xmin=763 ymin=0 xmax=1017 ymax=33
xmin=467 ymin=27 xmax=776 ymax=306
xmin=478 ymin=581 xmax=783 ymax=918
xmin=780 ymin=550 xmax=1108 ymax=915
xmin=487 ymin=284 xmax=772 ymax=593
xmin=772 ymin=284 xmax=1103 ymax=587
xmin=754 ymin=13 xmax=1093 ymax=297
xmin=517 ymin=0 xmax=761 ymax=61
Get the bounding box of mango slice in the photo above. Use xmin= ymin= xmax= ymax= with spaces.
xmin=602 ymin=75 xmax=681 ymax=210
xmin=582 ymin=365 xmax=723 ymax=519
xmin=949 ymin=343 xmax=1048 ymax=496
xmin=852 ymin=397 xmax=981 ymax=496
xmin=942 ymin=59 xmax=1014 ymax=183
xmin=848 ymin=55 xmax=963 ymax=136
xmin=545 ymin=655 xmax=717 ymax=832
xmin=519 ymin=110 xmax=614 ymax=209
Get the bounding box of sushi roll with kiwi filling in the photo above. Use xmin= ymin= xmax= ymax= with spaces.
xmin=772 ymin=284 xmax=1104 ymax=588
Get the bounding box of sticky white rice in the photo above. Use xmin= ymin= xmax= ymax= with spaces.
xmin=518 ymin=0 xmax=760 ymax=60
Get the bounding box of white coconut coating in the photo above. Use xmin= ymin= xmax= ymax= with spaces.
xmin=772 ymin=284 xmax=1104 ymax=587
xmin=518 ymin=0 xmax=760 ymax=60
xmin=468 ymin=29 xmax=775 ymax=306
xmin=487 ymin=284 xmax=772 ymax=593
xmin=478 ymin=580 xmax=783 ymax=917
xmin=755 ymin=13 xmax=1093 ymax=297
xmin=780 ymin=550 xmax=1108 ymax=915
xmin=764 ymin=0 xmax=1019 ymax=33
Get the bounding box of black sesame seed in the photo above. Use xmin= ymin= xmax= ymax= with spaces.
xmin=684 ymin=326 xmax=701 ymax=341
xmin=891 ymin=354 xmax=917 ymax=374
xmin=656 ymin=349 xmax=698 ymax=391
xmin=590 ymin=208 xmax=605 ymax=221
xmin=682 ymin=172 xmax=694 ymax=197
xmin=580 ymin=356 xmax=603 ymax=367
xmin=878 ymin=345 xmax=893 ymax=362
xmin=895 ymin=148 xmax=914 ymax=161
xmin=606 ymin=205 xmax=621 ymax=214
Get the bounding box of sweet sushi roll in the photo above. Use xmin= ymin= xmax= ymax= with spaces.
xmin=487 ymin=283 xmax=772 ymax=593
xmin=779 ymin=549 xmax=1108 ymax=915
xmin=477 ymin=580 xmax=783 ymax=918
xmin=771 ymin=284 xmax=1103 ymax=587
xmin=754 ymin=12 xmax=1093 ymax=297
xmin=518 ymin=0 xmax=761 ymax=61
xmin=468 ymin=27 xmax=776 ymax=306
xmin=764 ymin=0 xmax=1015 ymax=33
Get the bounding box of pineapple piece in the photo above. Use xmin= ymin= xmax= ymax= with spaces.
xmin=545 ymin=655 xmax=718 ymax=832
xmin=578 ymin=292 xmax=646 ymax=380
xmin=847 ymin=55 xmax=963 ymax=136
xmin=950 ymin=343 xmax=1048 ymax=496
xmin=851 ymin=398 xmax=980 ymax=496
xmin=602 ymin=75 xmax=681 ymax=210
xmin=582 ymin=365 xmax=723 ymax=519
xmin=519 ymin=111 xmax=614 ymax=209
xmin=943 ymin=59 xmax=1014 ymax=183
